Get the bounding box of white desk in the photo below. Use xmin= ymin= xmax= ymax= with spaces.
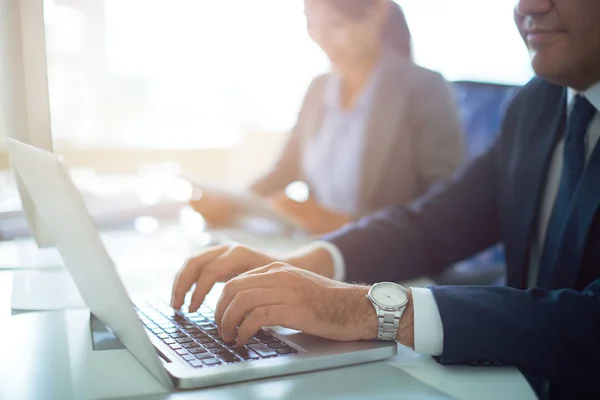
xmin=0 ymin=225 xmax=536 ymax=400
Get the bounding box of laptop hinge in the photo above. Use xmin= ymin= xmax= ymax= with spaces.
xmin=89 ymin=313 xmax=126 ymax=351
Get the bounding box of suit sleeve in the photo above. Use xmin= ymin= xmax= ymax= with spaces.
xmin=321 ymin=135 xmax=502 ymax=284
xmin=250 ymin=76 xmax=324 ymax=197
xmin=413 ymin=72 xmax=465 ymax=193
xmin=431 ymin=281 xmax=600 ymax=393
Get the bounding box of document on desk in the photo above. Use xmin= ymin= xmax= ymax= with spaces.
xmin=11 ymin=269 xmax=86 ymax=310
xmin=185 ymin=180 xmax=306 ymax=236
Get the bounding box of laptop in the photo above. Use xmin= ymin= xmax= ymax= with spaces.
xmin=6 ymin=138 xmax=397 ymax=390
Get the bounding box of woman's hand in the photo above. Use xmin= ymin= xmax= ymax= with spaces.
xmin=268 ymin=192 xmax=351 ymax=235
xmin=189 ymin=190 xmax=236 ymax=227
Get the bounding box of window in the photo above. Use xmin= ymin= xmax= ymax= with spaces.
xmin=43 ymin=0 xmax=532 ymax=151
xmin=45 ymin=0 xmax=327 ymax=150
xmin=399 ymin=0 xmax=534 ymax=85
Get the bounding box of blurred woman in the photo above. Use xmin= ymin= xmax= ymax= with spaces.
xmin=192 ymin=0 xmax=464 ymax=234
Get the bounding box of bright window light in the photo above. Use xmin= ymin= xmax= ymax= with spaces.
xmin=42 ymin=0 xmax=533 ymax=151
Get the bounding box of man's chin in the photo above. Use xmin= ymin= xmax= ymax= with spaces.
xmin=530 ymin=55 xmax=572 ymax=87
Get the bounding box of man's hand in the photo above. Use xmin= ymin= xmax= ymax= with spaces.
xmin=171 ymin=244 xmax=336 ymax=311
xmin=268 ymin=193 xmax=351 ymax=235
xmin=214 ymin=263 xmax=378 ymax=345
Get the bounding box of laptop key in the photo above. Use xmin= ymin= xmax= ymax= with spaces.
xmin=218 ymin=351 xmax=241 ymax=363
xmin=170 ymin=332 xmax=187 ymax=338
xmin=254 ymin=331 xmax=272 ymax=340
xmin=182 ymin=354 xmax=196 ymax=361
xmin=202 ymin=358 xmax=222 ymax=366
xmin=157 ymin=333 xmax=169 ymax=339
xmin=189 ymin=360 xmax=204 ymax=368
xmin=176 ymin=337 xmax=193 ymax=344
xmin=259 ymin=336 xmax=279 ymax=344
xmin=189 ymin=347 xmax=208 ymax=354
xmin=195 ymin=352 xmax=214 ymax=359
xmin=267 ymin=341 xmax=287 ymax=349
xmin=231 ymin=346 xmax=260 ymax=360
xmin=163 ymin=327 xmax=178 ymax=333
xmin=247 ymin=338 xmax=260 ymax=345
xmin=276 ymin=347 xmax=297 ymax=355
xmin=196 ymin=336 xmax=213 ymax=344
xmin=203 ymin=342 xmax=221 ymax=349
xmin=175 ymin=349 xmax=189 ymax=356
xmin=169 ymin=343 xmax=182 ymax=350
xmin=182 ymin=341 xmax=200 ymax=349
xmin=163 ymin=338 xmax=176 ymax=345
xmin=248 ymin=343 xmax=278 ymax=358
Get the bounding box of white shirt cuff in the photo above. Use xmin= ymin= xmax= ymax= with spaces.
xmin=411 ymin=287 xmax=444 ymax=356
xmin=311 ymin=241 xmax=346 ymax=281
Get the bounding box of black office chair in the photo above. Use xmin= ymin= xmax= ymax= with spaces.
xmin=431 ymin=81 xmax=520 ymax=286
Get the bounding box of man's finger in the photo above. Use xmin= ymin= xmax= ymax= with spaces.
xmin=214 ymin=268 xmax=291 ymax=322
xmin=236 ymin=305 xmax=290 ymax=345
xmin=187 ymin=245 xmax=250 ymax=311
xmin=170 ymin=245 xmax=230 ymax=308
xmin=188 ymin=247 xmax=276 ymax=312
xmin=218 ymin=288 xmax=286 ymax=342
xmin=235 ymin=261 xmax=287 ymax=278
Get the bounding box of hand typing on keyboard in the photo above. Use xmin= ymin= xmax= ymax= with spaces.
xmin=135 ymin=299 xmax=298 ymax=368
xmin=171 ymin=243 xmax=336 ymax=312
xmin=212 ymin=263 xmax=379 ymax=346
xmin=170 ymin=243 xmax=410 ymax=348
xmin=171 ymin=244 xmax=279 ymax=311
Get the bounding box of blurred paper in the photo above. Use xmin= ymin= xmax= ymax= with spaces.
xmin=11 ymin=269 xmax=85 ymax=311
xmin=184 ymin=178 xmax=307 ymax=236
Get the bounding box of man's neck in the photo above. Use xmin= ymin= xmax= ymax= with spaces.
xmin=567 ymin=67 xmax=600 ymax=92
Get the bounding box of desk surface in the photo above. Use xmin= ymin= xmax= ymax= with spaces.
xmin=0 ymin=225 xmax=536 ymax=400
xmin=0 ymin=309 xmax=535 ymax=400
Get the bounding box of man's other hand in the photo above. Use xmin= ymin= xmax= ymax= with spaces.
xmin=171 ymin=243 xmax=336 ymax=311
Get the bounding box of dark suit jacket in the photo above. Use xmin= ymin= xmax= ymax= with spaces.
xmin=251 ymin=51 xmax=464 ymax=218
xmin=323 ymin=78 xmax=600 ymax=399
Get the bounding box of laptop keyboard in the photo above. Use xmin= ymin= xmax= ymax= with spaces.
xmin=134 ymin=299 xmax=297 ymax=368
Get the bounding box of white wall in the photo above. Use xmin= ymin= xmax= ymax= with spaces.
xmin=0 ymin=0 xmax=25 ymax=151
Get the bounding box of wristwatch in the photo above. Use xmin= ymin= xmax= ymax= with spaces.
xmin=366 ymin=282 xmax=409 ymax=341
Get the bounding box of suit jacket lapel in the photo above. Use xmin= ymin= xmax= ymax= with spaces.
xmin=549 ymin=139 xmax=600 ymax=289
xmin=509 ymin=84 xmax=566 ymax=288
xmin=360 ymin=57 xmax=410 ymax=210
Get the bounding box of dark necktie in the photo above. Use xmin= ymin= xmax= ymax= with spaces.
xmin=538 ymin=95 xmax=597 ymax=287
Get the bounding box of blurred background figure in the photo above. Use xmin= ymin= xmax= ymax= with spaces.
xmin=0 ymin=0 xmax=531 ymax=283
xmin=191 ymin=0 xmax=464 ymax=235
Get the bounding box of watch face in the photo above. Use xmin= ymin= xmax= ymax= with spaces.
xmin=371 ymin=283 xmax=408 ymax=309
